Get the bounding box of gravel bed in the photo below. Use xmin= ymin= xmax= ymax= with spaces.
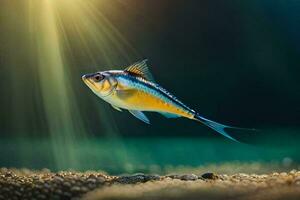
xmin=1 ymin=168 xmax=300 ymax=200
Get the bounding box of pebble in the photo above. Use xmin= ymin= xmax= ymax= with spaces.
xmin=116 ymin=173 xmax=157 ymax=184
xmin=201 ymin=172 xmax=218 ymax=180
xmin=71 ymin=186 xmax=81 ymax=193
xmin=53 ymin=176 xmax=64 ymax=183
xmin=166 ymin=174 xmax=181 ymax=179
xmin=87 ymin=178 xmax=97 ymax=184
xmin=293 ymin=177 xmax=300 ymax=186
xmin=116 ymin=173 xmax=146 ymax=184
xmin=145 ymin=174 xmax=160 ymax=181
xmin=280 ymin=172 xmax=288 ymax=176
xmin=179 ymin=174 xmax=198 ymax=181
xmin=63 ymin=181 xmax=71 ymax=188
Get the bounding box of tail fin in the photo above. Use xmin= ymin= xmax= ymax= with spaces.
xmin=194 ymin=114 xmax=253 ymax=142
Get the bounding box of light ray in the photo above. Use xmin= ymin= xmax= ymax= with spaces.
xmin=2 ymin=0 xmax=138 ymax=170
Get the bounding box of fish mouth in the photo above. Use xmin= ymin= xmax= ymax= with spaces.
xmin=82 ymin=73 xmax=95 ymax=82
xmin=82 ymin=74 xmax=96 ymax=89
xmin=81 ymin=75 xmax=87 ymax=82
xmin=82 ymin=73 xmax=117 ymax=98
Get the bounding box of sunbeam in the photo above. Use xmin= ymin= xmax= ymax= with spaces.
xmin=1 ymin=0 xmax=138 ymax=170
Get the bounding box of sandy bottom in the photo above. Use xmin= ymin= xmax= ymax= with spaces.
xmin=0 ymin=164 xmax=300 ymax=200
xmin=85 ymin=173 xmax=300 ymax=200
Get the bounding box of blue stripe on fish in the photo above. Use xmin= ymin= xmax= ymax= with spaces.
xmin=114 ymin=72 xmax=195 ymax=115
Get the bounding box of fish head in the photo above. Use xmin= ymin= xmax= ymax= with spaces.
xmin=82 ymin=71 xmax=118 ymax=98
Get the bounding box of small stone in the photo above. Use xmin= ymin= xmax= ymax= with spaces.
xmin=88 ymin=174 xmax=97 ymax=179
xmin=96 ymin=177 xmax=105 ymax=184
xmin=4 ymin=171 xmax=14 ymax=177
xmin=87 ymin=178 xmax=96 ymax=184
xmin=63 ymin=182 xmax=71 ymax=188
xmin=80 ymin=186 xmax=89 ymax=193
xmin=43 ymin=183 xmax=51 ymax=189
xmin=71 ymin=186 xmax=81 ymax=193
xmin=87 ymin=183 xmax=96 ymax=189
xmin=280 ymin=172 xmax=287 ymax=176
xmin=180 ymin=174 xmax=198 ymax=181
xmin=166 ymin=174 xmax=181 ymax=179
xmin=260 ymin=174 xmax=268 ymax=179
xmin=238 ymin=173 xmax=249 ymax=178
xmin=53 ymin=176 xmax=64 ymax=183
xmin=116 ymin=173 xmax=146 ymax=184
xmin=294 ymin=177 xmax=300 ymax=186
xmin=201 ymin=172 xmax=218 ymax=180
xmin=220 ymin=174 xmax=229 ymax=180
xmin=144 ymin=175 xmax=160 ymax=181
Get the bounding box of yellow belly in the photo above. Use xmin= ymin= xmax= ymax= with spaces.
xmin=107 ymin=89 xmax=193 ymax=119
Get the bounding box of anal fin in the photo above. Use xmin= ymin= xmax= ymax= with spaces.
xmin=128 ymin=110 xmax=150 ymax=124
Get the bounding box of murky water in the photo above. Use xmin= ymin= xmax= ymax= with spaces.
xmin=1 ymin=135 xmax=299 ymax=174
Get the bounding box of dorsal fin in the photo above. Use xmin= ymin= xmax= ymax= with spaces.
xmin=125 ymin=59 xmax=155 ymax=82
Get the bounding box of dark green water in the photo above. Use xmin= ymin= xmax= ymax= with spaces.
xmin=1 ymin=134 xmax=299 ymax=174
xmin=0 ymin=0 xmax=300 ymax=176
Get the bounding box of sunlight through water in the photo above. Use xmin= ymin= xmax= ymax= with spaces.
xmin=1 ymin=0 xmax=139 ymax=170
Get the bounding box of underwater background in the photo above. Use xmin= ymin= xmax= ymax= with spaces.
xmin=0 ymin=0 xmax=299 ymax=174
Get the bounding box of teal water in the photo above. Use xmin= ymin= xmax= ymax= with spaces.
xmin=1 ymin=135 xmax=299 ymax=174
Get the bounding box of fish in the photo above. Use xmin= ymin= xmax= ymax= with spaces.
xmin=82 ymin=59 xmax=252 ymax=142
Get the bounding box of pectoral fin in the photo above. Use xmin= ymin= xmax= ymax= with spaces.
xmin=116 ymin=89 xmax=137 ymax=100
xmin=128 ymin=110 xmax=150 ymax=124
xmin=111 ymin=104 xmax=122 ymax=112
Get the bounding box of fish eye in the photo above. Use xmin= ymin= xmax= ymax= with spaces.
xmin=93 ymin=73 xmax=104 ymax=82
